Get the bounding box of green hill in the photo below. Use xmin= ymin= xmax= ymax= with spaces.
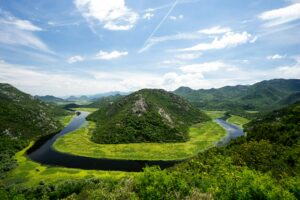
xmin=174 ymin=79 xmax=300 ymax=112
xmin=0 ymin=83 xmax=67 ymax=178
xmin=36 ymin=95 xmax=67 ymax=104
xmin=88 ymin=89 xmax=209 ymax=144
xmin=0 ymin=83 xmax=66 ymax=139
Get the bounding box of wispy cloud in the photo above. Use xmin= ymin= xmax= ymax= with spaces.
xmin=143 ymin=12 xmax=154 ymax=20
xmin=179 ymin=61 xmax=237 ymax=74
xmin=267 ymin=54 xmax=286 ymax=60
xmin=0 ymin=11 xmax=50 ymax=52
xmin=259 ymin=3 xmax=300 ymax=27
xmin=169 ymin=14 xmax=183 ymax=20
xmin=199 ymin=26 xmax=231 ymax=34
xmin=175 ymin=53 xmax=202 ymax=60
xmin=95 ymin=50 xmax=128 ymax=60
xmin=139 ymin=0 xmax=179 ymax=53
xmin=138 ymin=31 xmax=202 ymax=53
xmin=74 ymin=0 xmax=138 ymax=31
xmin=67 ymin=55 xmax=84 ymax=63
xmin=179 ymin=31 xmax=253 ymax=51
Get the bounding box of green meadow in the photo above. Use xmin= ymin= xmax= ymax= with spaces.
xmin=53 ymin=120 xmax=226 ymax=161
xmin=226 ymin=115 xmax=250 ymax=128
xmin=2 ymin=142 xmax=133 ymax=187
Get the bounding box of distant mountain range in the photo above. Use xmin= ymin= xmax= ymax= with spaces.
xmin=174 ymin=79 xmax=300 ymax=112
xmin=36 ymin=91 xmax=130 ymax=104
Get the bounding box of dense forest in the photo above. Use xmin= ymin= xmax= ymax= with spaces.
xmin=88 ymin=89 xmax=209 ymax=144
xmin=1 ymin=101 xmax=299 ymax=199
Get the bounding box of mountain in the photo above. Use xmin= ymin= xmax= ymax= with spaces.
xmin=36 ymin=95 xmax=67 ymax=104
xmin=66 ymin=95 xmax=90 ymax=102
xmin=174 ymin=79 xmax=300 ymax=112
xmin=88 ymin=89 xmax=209 ymax=144
xmin=0 ymin=83 xmax=67 ymax=178
xmin=0 ymin=83 xmax=67 ymax=139
xmin=88 ymin=91 xmax=130 ymax=100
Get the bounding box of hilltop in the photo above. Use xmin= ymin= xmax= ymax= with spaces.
xmin=88 ymin=89 xmax=209 ymax=144
xmin=0 ymin=83 xmax=67 ymax=139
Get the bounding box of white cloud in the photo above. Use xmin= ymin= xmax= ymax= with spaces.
xmin=143 ymin=12 xmax=154 ymax=20
xmin=259 ymin=3 xmax=300 ymax=27
xmin=267 ymin=54 xmax=286 ymax=60
xmin=158 ymin=60 xmax=185 ymax=66
xmin=179 ymin=62 xmax=237 ymax=74
xmin=138 ymin=31 xmax=203 ymax=53
xmin=1 ymin=59 xmax=299 ymax=96
xmin=74 ymin=0 xmax=138 ymax=31
xmin=95 ymin=50 xmax=128 ymax=60
xmin=0 ymin=11 xmax=50 ymax=52
xmin=67 ymin=55 xmax=84 ymax=63
xmin=169 ymin=14 xmax=183 ymax=20
xmin=175 ymin=53 xmax=202 ymax=60
xmin=199 ymin=26 xmax=231 ymax=34
xmin=180 ymin=31 xmax=253 ymax=51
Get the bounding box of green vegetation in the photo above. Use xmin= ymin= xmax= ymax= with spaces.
xmin=1 ymin=142 xmax=132 ymax=187
xmin=88 ymin=89 xmax=209 ymax=144
xmin=1 ymin=83 xmax=300 ymax=199
xmin=72 ymin=107 xmax=99 ymax=113
xmin=0 ymin=83 xmax=68 ymax=180
xmin=226 ymin=115 xmax=250 ymax=128
xmin=174 ymin=79 xmax=300 ymax=113
xmin=53 ymin=121 xmax=226 ymax=160
xmin=57 ymin=114 xmax=74 ymax=127
xmin=204 ymin=110 xmax=226 ymax=119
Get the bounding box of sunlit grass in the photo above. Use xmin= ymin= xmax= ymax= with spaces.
xmin=1 ymin=142 xmax=133 ymax=187
xmin=53 ymin=120 xmax=226 ymax=161
xmin=73 ymin=107 xmax=99 ymax=113
xmin=227 ymin=115 xmax=250 ymax=128
xmin=204 ymin=110 xmax=226 ymax=119
xmin=57 ymin=114 xmax=75 ymax=126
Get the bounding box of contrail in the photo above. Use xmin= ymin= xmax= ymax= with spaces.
xmin=138 ymin=0 xmax=179 ymax=53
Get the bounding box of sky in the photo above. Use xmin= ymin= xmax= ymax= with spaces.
xmin=0 ymin=0 xmax=299 ymax=96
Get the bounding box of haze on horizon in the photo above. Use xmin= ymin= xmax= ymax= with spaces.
xmin=0 ymin=0 xmax=299 ymax=96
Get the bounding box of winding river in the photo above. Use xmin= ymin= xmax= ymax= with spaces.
xmin=28 ymin=112 xmax=244 ymax=172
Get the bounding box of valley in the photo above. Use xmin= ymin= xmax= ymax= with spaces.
xmin=1 ymin=79 xmax=300 ymax=199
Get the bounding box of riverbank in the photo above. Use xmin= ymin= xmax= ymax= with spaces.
xmin=53 ymin=120 xmax=226 ymax=160
xmin=1 ymin=141 xmax=133 ymax=187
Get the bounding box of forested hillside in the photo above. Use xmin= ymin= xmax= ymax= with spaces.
xmin=0 ymin=83 xmax=67 ymax=178
xmin=88 ymin=89 xmax=209 ymax=144
xmin=174 ymin=79 xmax=300 ymax=113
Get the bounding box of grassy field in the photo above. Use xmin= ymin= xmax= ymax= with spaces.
xmin=57 ymin=114 xmax=75 ymax=126
xmin=53 ymin=120 xmax=226 ymax=161
xmin=1 ymin=142 xmax=133 ymax=187
xmin=73 ymin=107 xmax=99 ymax=113
xmin=204 ymin=110 xmax=226 ymax=119
xmin=245 ymin=110 xmax=259 ymax=114
xmin=227 ymin=115 xmax=250 ymax=128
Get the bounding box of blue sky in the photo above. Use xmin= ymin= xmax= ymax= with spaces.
xmin=0 ymin=0 xmax=299 ymax=96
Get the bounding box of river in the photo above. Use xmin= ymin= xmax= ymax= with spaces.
xmin=28 ymin=112 xmax=244 ymax=172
